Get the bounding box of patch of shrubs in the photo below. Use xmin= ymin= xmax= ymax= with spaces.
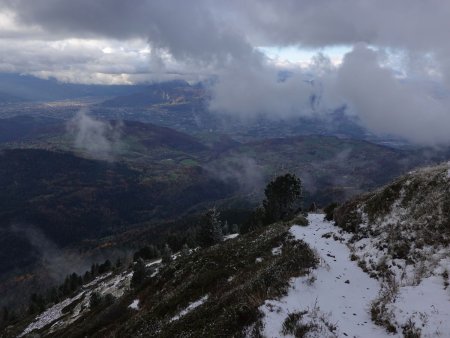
xmin=334 ymin=200 xmax=362 ymax=233
xmin=323 ymin=202 xmax=339 ymax=222
xmin=392 ymin=241 xmax=410 ymax=260
xmin=90 ymin=292 xmax=115 ymax=309
xmin=364 ymin=182 xmax=403 ymax=223
xmin=402 ymin=318 xmax=422 ymax=338
xmin=282 ymin=311 xmax=312 ymax=337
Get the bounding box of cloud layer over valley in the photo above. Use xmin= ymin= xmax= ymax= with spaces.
xmin=1 ymin=0 xmax=450 ymax=144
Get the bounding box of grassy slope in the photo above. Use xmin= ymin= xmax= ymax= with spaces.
xmin=22 ymin=222 xmax=317 ymax=337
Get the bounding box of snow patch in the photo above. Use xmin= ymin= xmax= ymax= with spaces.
xmin=129 ymin=299 xmax=140 ymax=310
xmin=271 ymin=245 xmax=282 ymax=256
xmin=145 ymin=258 xmax=162 ymax=268
xmin=170 ymin=295 xmax=209 ymax=322
xmin=255 ymin=257 xmax=263 ymax=263
xmin=20 ymin=292 xmax=85 ymax=336
xmin=21 ymin=270 xmax=134 ymax=336
xmin=389 ymin=275 xmax=450 ymax=336
xmin=224 ymin=233 xmax=239 ymax=241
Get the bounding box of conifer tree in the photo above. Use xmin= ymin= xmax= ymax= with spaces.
xmin=161 ymin=243 xmax=173 ymax=264
xmin=131 ymin=258 xmax=146 ymax=288
xmin=181 ymin=243 xmax=190 ymax=256
xmin=198 ymin=207 xmax=223 ymax=247
xmin=89 ymin=292 xmax=102 ymax=308
xmin=263 ymin=173 xmax=302 ymax=224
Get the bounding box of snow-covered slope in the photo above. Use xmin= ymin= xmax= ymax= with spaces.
xmin=261 ymin=214 xmax=387 ymax=338
xmin=20 ymin=271 xmax=133 ymax=336
xmin=330 ymin=162 xmax=450 ymax=336
xmin=261 ymin=212 xmax=450 ymax=337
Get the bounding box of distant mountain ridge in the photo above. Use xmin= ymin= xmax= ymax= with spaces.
xmin=100 ymin=80 xmax=205 ymax=108
xmin=0 ymin=73 xmax=147 ymax=102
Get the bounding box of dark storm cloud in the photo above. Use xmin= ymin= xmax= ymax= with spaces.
xmin=0 ymin=0 xmax=258 ymax=66
xmin=230 ymin=0 xmax=450 ymax=49
xmin=7 ymin=0 xmax=450 ymax=52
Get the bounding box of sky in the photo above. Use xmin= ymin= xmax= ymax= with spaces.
xmin=1 ymin=0 xmax=450 ymax=145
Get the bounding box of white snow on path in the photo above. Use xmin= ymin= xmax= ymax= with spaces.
xmin=261 ymin=213 xmax=388 ymax=338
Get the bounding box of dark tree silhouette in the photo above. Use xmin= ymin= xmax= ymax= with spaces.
xmin=161 ymin=244 xmax=173 ymax=264
xmin=262 ymin=173 xmax=302 ymax=224
xmin=198 ymin=207 xmax=223 ymax=247
xmin=131 ymin=258 xmax=146 ymax=288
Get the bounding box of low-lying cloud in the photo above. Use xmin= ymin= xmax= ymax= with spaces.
xmin=334 ymin=45 xmax=450 ymax=145
xmin=207 ymin=155 xmax=265 ymax=195
xmin=10 ymin=223 xmax=86 ymax=281
xmin=9 ymin=222 xmax=132 ymax=287
xmin=209 ymin=44 xmax=450 ymax=146
xmin=67 ymin=108 xmax=122 ymax=160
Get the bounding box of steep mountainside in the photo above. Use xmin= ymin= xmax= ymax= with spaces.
xmin=4 ymin=221 xmax=318 ymax=337
xmin=333 ymin=162 xmax=450 ymax=335
xmin=5 ymin=162 xmax=450 ymax=337
xmin=0 ymin=148 xmax=235 ymax=308
xmin=0 ymin=73 xmax=147 ymax=101
xmin=335 ymin=162 xmax=450 ymax=272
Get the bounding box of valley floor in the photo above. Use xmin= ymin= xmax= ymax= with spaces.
xmin=260 ymin=213 xmax=450 ymax=337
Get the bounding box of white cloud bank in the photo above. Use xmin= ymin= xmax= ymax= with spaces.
xmin=1 ymin=0 xmax=450 ymax=144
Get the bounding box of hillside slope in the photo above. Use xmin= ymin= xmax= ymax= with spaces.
xmin=0 ymin=148 xmax=235 ymax=310
xmin=5 ymin=115 xmax=439 ymax=207
xmin=334 ymin=162 xmax=450 ymax=335
xmin=6 ymin=221 xmax=318 ymax=337
xmin=7 ymin=186 xmax=450 ymax=337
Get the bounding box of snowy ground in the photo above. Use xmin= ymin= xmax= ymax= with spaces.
xmin=260 ymin=213 xmax=450 ymax=337
xmin=170 ymin=295 xmax=209 ymax=322
xmin=129 ymin=299 xmax=140 ymax=310
xmin=224 ymin=233 xmax=239 ymax=241
xmin=261 ymin=213 xmax=386 ymax=337
xmin=20 ymin=270 xmax=133 ymax=336
xmin=391 ymin=275 xmax=450 ymax=337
